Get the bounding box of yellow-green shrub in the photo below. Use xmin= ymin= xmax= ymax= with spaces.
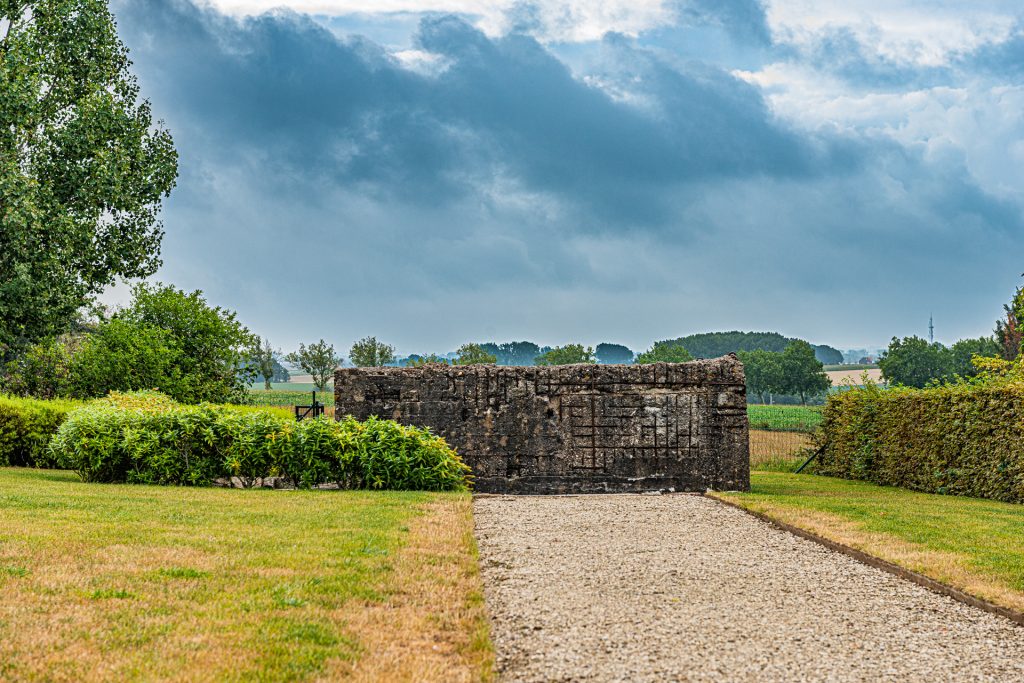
xmin=49 ymin=392 xmax=471 ymax=491
xmin=0 ymin=395 xmax=83 ymax=467
xmin=817 ymin=382 xmax=1024 ymax=503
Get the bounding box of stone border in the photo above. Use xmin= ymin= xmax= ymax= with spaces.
xmin=709 ymin=494 xmax=1024 ymax=627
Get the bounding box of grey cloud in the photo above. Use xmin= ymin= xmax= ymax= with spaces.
xmin=108 ymin=0 xmax=1024 ymax=352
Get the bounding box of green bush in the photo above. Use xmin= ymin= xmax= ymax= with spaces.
xmin=49 ymin=393 xmax=471 ymax=491
xmin=816 ymin=382 xmax=1024 ymax=503
xmin=0 ymin=395 xmax=82 ymax=467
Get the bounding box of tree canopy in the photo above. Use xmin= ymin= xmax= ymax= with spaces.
xmin=454 ymin=343 xmax=497 ymax=365
xmin=0 ymin=0 xmax=178 ymax=354
xmin=349 ymin=336 xmax=395 ymax=367
xmin=286 ymin=340 xmax=341 ymax=390
xmin=534 ymin=344 xmax=596 ymax=366
xmin=595 ymin=343 xmax=634 ymax=364
xmin=479 ymin=341 xmax=542 ymax=366
xmin=635 ymin=343 xmax=693 ymax=364
xmin=654 ymin=331 xmax=840 ymax=364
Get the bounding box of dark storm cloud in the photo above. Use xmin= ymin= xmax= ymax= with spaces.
xmin=108 ymin=0 xmax=1024 ymax=352
xmin=117 ymin=0 xmax=823 ymax=230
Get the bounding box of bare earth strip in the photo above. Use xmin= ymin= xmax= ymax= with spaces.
xmin=474 ymin=494 xmax=1024 ymax=683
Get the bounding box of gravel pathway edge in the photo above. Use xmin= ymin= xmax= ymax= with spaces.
xmin=708 ymin=494 xmax=1024 ymax=628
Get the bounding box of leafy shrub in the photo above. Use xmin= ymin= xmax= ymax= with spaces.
xmin=816 ymin=381 xmax=1024 ymax=503
xmin=50 ymin=393 xmax=470 ymax=491
xmin=0 ymin=395 xmax=82 ymax=467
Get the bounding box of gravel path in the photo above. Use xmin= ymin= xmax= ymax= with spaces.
xmin=474 ymin=494 xmax=1024 ymax=682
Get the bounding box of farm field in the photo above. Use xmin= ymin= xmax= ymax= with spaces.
xmin=713 ymin=472 xmax=1024 ymax=613
xmin=0 ymin=469 xmax=491 ymax=682
xmin=746 ymin=404 xmax=821 ymax=432
xmin=250 ymin=382 xmax=331 ymax=393
xmin=826 ymin=367 xmax=883 ymax=386
xmin=749 ymin=431 xmax=812 ymax=471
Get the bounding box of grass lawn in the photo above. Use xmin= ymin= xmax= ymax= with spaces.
xmin=713 ymin=472 xmax=1024 ymax=613
xmin=0 ymin=468 xmax=492 ymax=682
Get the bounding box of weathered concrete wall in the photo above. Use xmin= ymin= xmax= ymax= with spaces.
xmin=334 ymin=356 xmax=749 ymax=494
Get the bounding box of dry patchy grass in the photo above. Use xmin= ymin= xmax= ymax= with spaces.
xmin=0 ymin=468 xmax=491 ymax=682
xmin=712 ymin=472 xmax=1024 ymax=613
xmin=749 ymin=430 xmax=812 ymax=471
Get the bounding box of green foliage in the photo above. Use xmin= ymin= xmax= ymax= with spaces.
xmin=49 ymin=393 xmax=470 ymax=491
xmin=286 ymin=340 xmax=341 ymax=390
xmin=534 ymin=344 xmax=596 ymax=366
xmin=878 ymin=336 xmax=954 ymax=388
xmin=0 ymin=0 xmax=178 ymax=351
xmin=407 ymin=354 xmax=449 ymax=367
xmin=747 ymin=404 xmax=822 ymax=433
xmin=251 ymin=338 xmax=287 ymax=390
xmin=635 ymin=343 xmax=693 ymax=364
xmin=817 ymin=382 xmax=1024 ymax=503
xmin=63 ymin=283 xmax=256 ymax=403
xmin=994 ymin=283 xmax=1024 ymax=360
xmin=453 ymin=343 xmax=496 ymax=366
xmin=1 ymin=337 xmax=75 ymax=398
xmin=739 ymin=342 xmax=829 ymax=404
xmin=0 ymin=394 xmax=81 ymax=467
xmin=349 ymin=337 xmax=395 ymax=368
xmin=67 ymin=318 xmax=173 ymax=397
xmin=478 ymin=341 xmax=541 ymax=366
xmin=778 ymin=340 xmax=830 ymax=404
xmin=950 ymin=336 xmax=1000 ymax=377
xmin=736 ymin=349 xmax=781 ymax=402
xmin=654 ymin=331 xmax=840 ymax=364
xmin=594 ymin=343 xmax=634 ymax=364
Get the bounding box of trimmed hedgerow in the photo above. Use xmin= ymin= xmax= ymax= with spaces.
xmin=0 ymin=395 xmax=83 ymax=468
xmin=49 ymin=393 xmax=471 ymax=491
xmin=816 ymin=382 xmax=1024 ymax=503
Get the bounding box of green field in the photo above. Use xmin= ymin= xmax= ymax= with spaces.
xmin=0 ymin=468 xmax=491 ymax=682
xmin=714 ymin=472 xmax=1024 ymax=613
xmin=248 ymin=388 xmax=331 ymax=408
xmin=823 ymin=363 xmax=878 ymax=371
xmin=746 ymin=404 xmax=822 ymax=433
xmin=250 ymin=382 xmax=331 ymax=392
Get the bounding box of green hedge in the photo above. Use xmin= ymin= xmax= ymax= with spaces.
xmin=816 ymin=383 xmax=1024 ymax=503
xmin=0 ymin=396 xmax=82 ymax=467
xmin=49 ymin=394 xmax=471 ymax=491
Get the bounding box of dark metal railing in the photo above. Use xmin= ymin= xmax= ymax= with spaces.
xmin=295 ymin=391 xmax=325 ymax=421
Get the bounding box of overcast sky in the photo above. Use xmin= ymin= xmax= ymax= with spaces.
xmin=105 ymin=0 xmax=1024 ymax=355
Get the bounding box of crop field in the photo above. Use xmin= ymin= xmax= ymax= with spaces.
xmin=248 ymin=389 xmax=335 ymax=417
xmin=749 ymin=430 xmax=813 ymax=471
xmin=249 ymin=382 xmax=331 ymax=393
xmin=747 ymin=404 xmax=822 ymax=433
xmin=826 ymin=367 xmax=884 ymax=386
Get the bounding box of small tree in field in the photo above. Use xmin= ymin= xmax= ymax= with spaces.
xmin=349 ymin=337 xmax=396 ymax=367
xmin=534 ymin=344 xmax=596 ymax=365
xmin=737 ymin=349 xmax=783 ymax=403
xmin=286 ymin=340 xmax=342 ymax=391
xmin=778 ymin=340 xmax=830 ymax=404
xmin=454 ymin=343 xmax=497 ymax=365
xmin=253 ymin=337 xmax=281 ymax=390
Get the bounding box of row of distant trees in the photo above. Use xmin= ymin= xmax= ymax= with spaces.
xmin=875 ymin=284 xmax=1023 ymax=389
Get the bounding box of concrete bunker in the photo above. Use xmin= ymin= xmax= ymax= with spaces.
xmin=334 ymin=355 xmax=749 ymax=494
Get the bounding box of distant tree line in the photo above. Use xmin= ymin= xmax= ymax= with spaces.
xmin=654 ymin=331 xmax=843 ymax=365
